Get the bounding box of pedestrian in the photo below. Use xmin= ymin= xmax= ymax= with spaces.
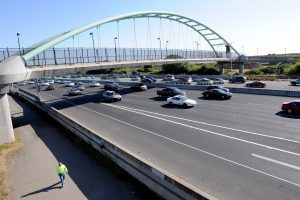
xmin=56 ymin=162 xmax=68 ymax=187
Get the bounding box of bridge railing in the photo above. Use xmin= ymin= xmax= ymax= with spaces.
xmin=0 ymin=47 xmax=231 ymax=67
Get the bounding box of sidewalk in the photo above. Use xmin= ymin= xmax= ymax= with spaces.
xmin=8 ymin=95 xmax=158 ymax=200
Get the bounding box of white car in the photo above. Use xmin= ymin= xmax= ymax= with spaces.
xmin=90 ymin=82 xmax=101 ymax=87
xmin=41 ymin=82 xmax=50 ymax=86
xmin=212 ymin=78 xmax=225 ymax=84
xmin=68 ymin=88 xmax=82 ymax=95
xmin=102 ymin=91 xmax=122 ymax=102
xmin=131 ymin=76 xmax=141 ymax=82
xmin=197 ymin=78 xmax=213 ymax=85
xmin=65 ymin=82 xmax=75 ymax=87
xmin=166 ymin=95 xmax=197 ymax=108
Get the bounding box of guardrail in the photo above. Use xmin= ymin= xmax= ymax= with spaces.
xmin=13 ymin=88 xmax=214 ymax=200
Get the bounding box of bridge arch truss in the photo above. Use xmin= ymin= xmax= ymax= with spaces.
xmin=22 ymin=11 xmax=240 ymax=62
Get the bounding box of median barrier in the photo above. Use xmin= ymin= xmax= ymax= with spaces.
xmin=14 ymin=89 xmax=214 ymax=200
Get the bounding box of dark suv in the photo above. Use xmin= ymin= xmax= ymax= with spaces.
xmin=229 ymin=76 xmax=246 ymax=83
xmin=104 ymin=82 xmax=118 ymax=91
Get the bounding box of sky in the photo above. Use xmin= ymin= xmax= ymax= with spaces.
xmin=1 ymin=0 xmax=300 ymax=56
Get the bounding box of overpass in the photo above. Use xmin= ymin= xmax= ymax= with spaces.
xmin=0 ymin=11 xmax=244 ymax=144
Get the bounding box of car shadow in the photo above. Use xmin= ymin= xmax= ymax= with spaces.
xmin=275 ymin=111 xmax=300 ymax=119
xmin=149 ymin=96 xmax=166 ymax=101
xmin=160 ymin=104 xmax=191 ymax=109
xmin=197 ymin=96 xmax=229 ymax=101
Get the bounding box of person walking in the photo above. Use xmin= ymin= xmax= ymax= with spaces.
xmin=56 ymin=162 xmax=68 ymax=187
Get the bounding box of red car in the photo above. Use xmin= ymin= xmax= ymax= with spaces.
xmin=282 ymin=100 xmax=300 ymax=114
xmin=245 ymin=81 xmax=266 ymax=88
xmin=46 ymin=85 xmax=55 ymax=90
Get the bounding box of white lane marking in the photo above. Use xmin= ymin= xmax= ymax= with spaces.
xmin=102 ymin=104 xmax=300 ymax=145
xmin=285 ymin=124 xmax=300 ymax=129
xmin=252 ymin=154 xmax=300 ymax=171
xmin=103 ymin=103 xmax=300 ymax=156
xmin=41 ymin=93 xmax=300 ymax=187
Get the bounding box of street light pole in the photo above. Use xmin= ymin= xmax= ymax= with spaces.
xmin=114 ymin=37 xmax=118 ymax=62
xmin=16 ymin=33 xmax=21 ymax=56
xmin=157 ymin=37 xmax=162 ymax=59
xmin=89 ymin=32 xmax=96 ymax=62
xmin=256 ymin=48 xmax=259 ymax=59
xmin=166 ymin=41 xmax=169 ymax=56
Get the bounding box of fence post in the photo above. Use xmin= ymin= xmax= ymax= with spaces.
xmin=53 ymin=47 xmax=57 ymax=65
xmin=37 ymin=54 xmax=40 ymax=66
xmin=68 ymin=47 xmax=71 ymax=64
xmin=43 ymin=51 xmax=46 ymax=66
xmin=86 ymin=49 xmax=89 ymax=63
xmin=81 ymin=48 xmax=84 ymax=63
xmin=63 ymin=49 xmax=67 ymax=64
xmin=76 ymin=49 xmax=78 ymax=64
xmin=6 ymin=47 xmax=9 ymax=57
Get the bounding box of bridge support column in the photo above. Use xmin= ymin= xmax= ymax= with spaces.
xmin=239 ymin=63 xmax=244 ymax=75
xmin=0 ymin=56 xmax=27 ymax=145
xmin=0 ymin=85 xmax=15 ymax=144
xmin=216 ymin=62 xmax=224 ymax=75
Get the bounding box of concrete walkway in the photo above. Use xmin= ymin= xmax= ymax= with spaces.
xmin=8 ymin=95 xmax=158 ymax=200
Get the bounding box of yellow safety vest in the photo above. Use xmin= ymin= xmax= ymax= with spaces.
xmin=56 ymin=164 xmax=68 ymax=174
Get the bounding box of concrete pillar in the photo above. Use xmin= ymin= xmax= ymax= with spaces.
xmin=216 ymin=63 xmax=224 ymax=75
xmin=239 ymin=63 xmax=244 ymax=75
xmin=0 ymin=93 xmax=15 ymax=144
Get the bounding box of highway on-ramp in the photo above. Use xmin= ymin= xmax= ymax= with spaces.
xmin=18 ymin=83 xmax=300 ymax=200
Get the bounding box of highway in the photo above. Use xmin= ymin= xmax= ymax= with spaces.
xmin=18 ymin=83 xmax=300 ymax=200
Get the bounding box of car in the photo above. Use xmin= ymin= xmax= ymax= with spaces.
xmin=163 ymin=74 xmax=175 ymax=81
xmin=245 ymin=81 xmax=266 ymax=88
xmin=54 ymin=80 xmax=62 ymax=84
xmin=104 ymin=82 xmax=118 ymax=91
xmin=19 ymin=81 xmax=27 ymax=86
xmin=172 ymin=77 xmax=192 ymax=85
xmin=90 ymin=82 xmax=101 ymax=87
xmin=202 ymin=89 xmax=232 ymax=99
xmin=196 ymin=78 xmax=213 ymax=85
xmin=290 ymin=79 xmax=300 ymax=86
xmin=102 ymin=91 xmax=122 ymax=102
xmin=281 ymin=100 xmax=300 ymax=114
xmin=65 ymin=82 xmax=75 ymax=87
xmin=73 ymin=85 xmax=85 ymax=91
xmin=166 ymin=95 xmax=197 ymax=108
xmin=41 ymin=82 xmax=50 ymax=86
xmin=68 ymin=88 xmax=82 ymax=95
xmin=75 ymin=81 xmax=84 ymax=85
xmin=229 ymin=76 xmax=247 ymax=83
xmin=46 ymin=85 xmax=55 ymax=90
xmin=157 ymin=87 xmax=184 ymax=97
xmin=147 ymin=77 xmax=157 ymax=82
xmin=131 ymin=82 xmax=148 ymax=91
xmin=206 ymin=85 xmax=229 ymax=92
xmin=141 ymin=78 xmax=154 ymax=83
xmin=192 ymin=77 xmax=203 ymax=82
xmin=212 ymin=78 xmax=225 ymax=84
xmin=131 ymin=76 xmax=141 ymax=82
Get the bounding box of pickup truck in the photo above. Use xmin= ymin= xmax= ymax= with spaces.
xmin=290 ymin=79 xmax=300 ymax=86
xmin=157 ymin=87 xmax=184 ymax=97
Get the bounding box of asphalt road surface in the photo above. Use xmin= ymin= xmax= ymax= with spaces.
xmin=18 ymin=83 xmax=300 ymax=200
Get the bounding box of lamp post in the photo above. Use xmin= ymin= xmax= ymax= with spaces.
xmin=16 ymin=33 xmax=21 ymax=56
xmin=89 ymin=32 xmax=96 ymax=62
xmin=195 ymin=42 xmax=199 ymax=58
xmin=256 ymin=48 xmax=259 ymax=59
xmin=165 ymin=41 xmax=169 ymax=56
xmin=114 ymin=37 xmax=118 ymax=62
xmin=157 ymin=37 xmax=162 ymax=59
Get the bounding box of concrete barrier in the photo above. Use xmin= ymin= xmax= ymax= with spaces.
xmin=14 ymin=90 xmax=214 ymax=200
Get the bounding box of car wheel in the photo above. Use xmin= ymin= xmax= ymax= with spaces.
xmin=221 ymin=95 xmax=225 ymax=100
xmin=204 ymin=94 xmax=209 ymax=98
xmin=169 ymin=101 xmax=173 ymax=105
xmin=183 ymin=103 xmax=188 ymax=108
xmin=287 ymin=109 xmax=293 ymax=114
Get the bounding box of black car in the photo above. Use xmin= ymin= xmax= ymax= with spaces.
xmin=229 ymin=76 xmax=246 ymax=83
xmin=157 ymin=87 xmax=184 ymax=97
xmin=104 ymin=82 xmax=118 ymax=91
xmin=142 ymin=78 xmax=154 ymax=83
xmin=202 ymin=89 xmax=232 ymax=99
xmin=130 ymin=83 xmax=148 ymax=91
xmin=206 ymin=85 xmax=229 ymax=92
